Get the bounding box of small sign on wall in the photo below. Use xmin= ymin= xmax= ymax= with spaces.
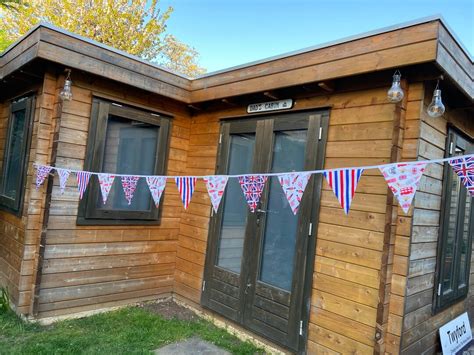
xmin=247 ymin=99 xmax=293 ymax=114
xmin=439 ymin=312 xmax=472 ymax=354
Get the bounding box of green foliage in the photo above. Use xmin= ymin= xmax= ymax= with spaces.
xmin=0 ymin=306 xmax=261 ymax=354
xmin=0 ymin=287 xmax=11 ymax=313
xmin=0 ymin=0 xmax=205 ymax=77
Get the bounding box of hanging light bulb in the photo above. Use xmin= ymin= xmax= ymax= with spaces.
xmin=387 ymin=70 xmax=404 ymax=103
xmin=59 ymin=69 xmax=73 ymax=101
xmin=427 ymin=80 xmax=445 ymax=118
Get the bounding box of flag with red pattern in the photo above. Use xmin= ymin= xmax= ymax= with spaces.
xmin=324 ymin=168 xmax=364 ymax=214
xmin=379 ymin=162 xmax=427 ymax=214
xmin=238 ymin=175 xmax=268 ymax=213
xmin=146 ymin=176 xmax=167 ymax=207
xmin=121 ymin=176 xmax=140 ymax=205
xmin=35 ymin=165 xmax=52 ymax=189
xmin=56 ymin=168 xmax=71 ymax=194
xmin=278 ymin=172 xmax=312 ymax=215
xmin=97 ymin=173 xmax=115 ymax=204
xmin=449 ymin=155 xmax=474 ymax=197
xmin=175 ymin=177 xmax=197 ymax=209
xmin=204 ymin=176 xmax=229 ymax=213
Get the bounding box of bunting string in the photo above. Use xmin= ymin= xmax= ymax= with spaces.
xmin=33 ymin=153 xmax=474 ymax=216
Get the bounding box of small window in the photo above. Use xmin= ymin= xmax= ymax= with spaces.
xmin=0 ymin=96 xmax=34 ymax=214
xmin=434 ymin=128 xmax=474 ymax=312
xmin=77 ymin=99 xmax=171 ymax=225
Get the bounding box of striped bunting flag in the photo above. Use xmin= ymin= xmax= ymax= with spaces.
xmin=76 ymin=171 xmax=91 ymax=200
xmin=449 ymin=156 xmax=474 ymax=197
xmin=175 ymin=177 xmax=197 ymax=209
xmin=323 ymin=168 xmax=364 ymax=214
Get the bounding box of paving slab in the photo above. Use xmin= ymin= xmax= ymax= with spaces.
xmin=154 ymin=337 xmax=231 ymax=355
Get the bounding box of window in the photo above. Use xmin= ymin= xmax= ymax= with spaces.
xmin=0 ymin=96 xmax=34 ymax=214
xmin=434 ymin=128 xmax=474 ymax=312
xmin=77 ymin=99 xmax=171 ymax=225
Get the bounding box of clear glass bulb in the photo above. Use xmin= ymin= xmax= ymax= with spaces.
xmin=427 ymin=89 xmax=445 ymax=118
xmin=59 ymin=79 xmax=73 ymax=101
xmin=387 ymin=73 xmax=404 ymax=103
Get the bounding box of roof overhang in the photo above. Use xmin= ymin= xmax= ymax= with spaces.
xmin=0 ymin=16 xmax=472 ymax=104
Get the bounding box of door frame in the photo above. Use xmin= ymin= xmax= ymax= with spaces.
xmin=201 ymin=109 xmax=330 ymax=354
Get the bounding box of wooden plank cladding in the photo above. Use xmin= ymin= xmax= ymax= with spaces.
xmin=24 ymin=73 xmax=192 ymax=319
xmin=399 ymin=85 xmax=474 ymax=354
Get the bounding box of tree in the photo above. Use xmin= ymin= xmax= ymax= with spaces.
xmin=0 ymin=0 xmax=205 ymax=77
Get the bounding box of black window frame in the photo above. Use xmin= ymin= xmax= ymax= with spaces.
xmin=0 ymin=95 xmax=35 ymax=215
xmin=434 ymin=127 xmax=474 ymax=313
xmin=77 ymin=98 xmax=171 ymax=225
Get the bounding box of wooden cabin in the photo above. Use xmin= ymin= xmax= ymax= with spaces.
xmin=0 ymin=16 xmax=473 ymax=354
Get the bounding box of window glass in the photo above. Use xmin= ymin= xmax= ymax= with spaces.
xmin=3 ymin=109 xmax=26 ymax=199
xmin=217 ymin=133 xmax=255 ymax=273
xmin=98 ymin=115 xmax=158 ymax=211
xmin=0 ymin=97 xmax=33 ymax=214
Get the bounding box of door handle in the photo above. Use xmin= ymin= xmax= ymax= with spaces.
xmin=244 ymin=283 xmax=252 ymax=294
xmin=256 ymin=209 xmax=266 ymax=214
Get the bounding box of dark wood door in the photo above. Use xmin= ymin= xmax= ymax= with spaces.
xmin=202 ymin=111 xmax=328 ymax=351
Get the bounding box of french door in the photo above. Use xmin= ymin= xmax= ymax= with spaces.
xmin=202 ymin=111 xmax=328 ymax=352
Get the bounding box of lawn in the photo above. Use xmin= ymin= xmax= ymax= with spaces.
xmin=0 ymin=304 xmax=261 ymax=354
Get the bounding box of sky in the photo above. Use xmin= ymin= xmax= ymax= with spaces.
xmin=158 ymin=0 xmax=474 ymax=73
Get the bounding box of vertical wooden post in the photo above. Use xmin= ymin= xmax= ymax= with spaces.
xmin=374 ymin=79 xmax=408 ymax=354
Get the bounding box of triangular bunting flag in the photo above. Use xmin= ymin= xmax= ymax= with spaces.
xmin=121 ymin=176 xmax=140 ymax=205
xmin=278 ymin=172 xmax=312 ymax=215
xmin=36 ymin=165 xmax=52 ymax=189
xmin=56 ymin=168 xmax=71 ymax=194
xmin=448 ymin=156 xmax=474 ymax=197
xmin=175 ymin=177 xmax=197 ymax=209
xmin=204 ymin=176 xmax=229 ymax=213
xmin=324 ymin=168 xmax=364 ymax=214
xmin=76 ymin=171 xmax=91 ymax=200
xmin=238 ymin=175 xmax=268 ymax=213
xmin=97 ymin=173 xmax=115 ymax=204
xmin=379 ymin=162 xmax=427 ymax=214
xmin=146 ymin=176 xmax=167 ymax=207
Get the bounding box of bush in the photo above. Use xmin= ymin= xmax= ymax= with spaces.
xmin=0 ymin=287 xmax=10 ymax=313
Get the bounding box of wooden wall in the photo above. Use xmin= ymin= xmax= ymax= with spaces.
xmin=0 ymin=74 xmax=54 ymax=314
xmin=399 ymin=86 xmax=474 ymax=354
xmin=172 ymin=84 xmax=421 ymax=354
xmin=29 ymin=73 xmax=192 ymax=318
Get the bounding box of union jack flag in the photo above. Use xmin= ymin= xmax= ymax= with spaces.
xmin=175 ymin=177 xmax=197 ymax=209
xmin=449 ymin=156 xmax=474 ymax=197
xmin=238 ymin=175 xmax=268 ymax=212
xmin=324 ymin=168 xmax=364 ymax=214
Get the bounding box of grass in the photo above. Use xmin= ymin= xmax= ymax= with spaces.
xmin=0 ymin=306 xmax=262 ymax=354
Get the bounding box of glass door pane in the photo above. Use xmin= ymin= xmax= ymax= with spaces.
xmin=259 ymin=130 xmax=307 ymax=290
xmin=217 ymin=133 xmax=255 ymax=273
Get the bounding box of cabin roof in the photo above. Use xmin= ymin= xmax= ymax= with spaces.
xmin=1 ymin=15 xmax=472 ymax=103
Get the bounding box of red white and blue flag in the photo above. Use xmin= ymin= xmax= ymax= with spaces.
xmin=238 ymin=175 xmax=268 ymax=213
xmin=175 ymin=177 xmax=197 ymax=209
xmin=76 ymin=171 xmax=91 ymax=200
xmin=449 ymin=156 xmax=474 ymax=197
xmin=56 ymin=168 xmax=71 ymax=194
xmin=324 ymin=168 xmax=364 ymax=214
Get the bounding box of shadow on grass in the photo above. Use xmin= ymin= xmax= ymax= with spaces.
xmin=0 ymin=307 xmax=262 ymax=354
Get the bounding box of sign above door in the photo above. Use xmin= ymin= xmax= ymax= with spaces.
xmin=247 ymin=99 xmax=293 ymax=114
